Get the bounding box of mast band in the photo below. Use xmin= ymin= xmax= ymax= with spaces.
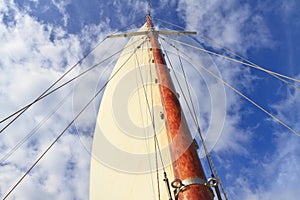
xmin=171 ymin=177 xmax=217 ymax=199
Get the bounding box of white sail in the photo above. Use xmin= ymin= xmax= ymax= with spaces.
xmin=90 ymin=24 xmax=174 ymax=199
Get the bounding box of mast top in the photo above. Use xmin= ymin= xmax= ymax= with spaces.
xmin=147 ymin=1 xmax=152 ymax=15
xmin=106 ymin=12 xmax=196 ymax=38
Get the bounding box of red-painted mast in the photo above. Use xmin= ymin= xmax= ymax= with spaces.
xmin=146 ymin=14 xmax=214 ymax=200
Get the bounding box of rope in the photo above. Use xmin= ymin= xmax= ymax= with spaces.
xmin=161 ymin=36 xmax=300 ymax=137
xmin=2 ymin=40 xmax=147 ymax=200
xmin=0 ymin=91 xmax=71 ymax=164
xmin=160 ymin=38 xmax=229 ymax=199
xmin=177 ymin=48 xmax=215 ymax=174
xmin=155 ymin=18 xmax=300 ymax=93
xmin=0 ymin=19 xmax=147 ymax=129
xmin=0 ymin=37 xmax=107 ymax=130
xmin=114 ymin=16 xmax=146 ymax=33
xmin=162 ymin=36 xmax=300 ymax=84
xmin=154 ymin=135 xmax=161 ymax=200
xmin=155 ymin=18 xmax=300 ymax=90
xmin=132 ymin=36 xmax=176 ymax=199
xmin=193 ymin=35 xmax=300 ymax=90
xmin=133 ymin=42 xmax=161 ymax=200
xmin=176 ymin=47 xmax=220 ymax=179
xmin=0 ymin=37 xmax=146 ymax=136
xmin=134 ymin=45 xmax=167 ymax=171
xmin=149 ymin=45 xmax=162 ymax=200
xmin=155 ymin=17 xmax=186 ymax=30
xmin=160 ymin=39 xmax=227 ymax=199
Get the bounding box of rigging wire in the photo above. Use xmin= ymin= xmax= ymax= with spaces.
xmin=160 ymin=39 xmax=228 ymax=200
xmin=0 ymin=18 xmax=146 ymax=130
xmin=147 ymin=36 xmax=174 ymax=200
xmin=0 ymin=61 xmax=121 ymax=162
xmin=4 ymin=15 xmax=298 ymax=198
xmin=134 ymin=40 xmax=167 ymax=171
xmin=162 ymin=35 xmax=300 ymax=84
xmin=160 ymin=36 xmax=300 ymax=137
xmin=2 ymin=39 xmax=147 ymax=200
xmin=0 ymin=90 xmax=71 ymax=164
xmin=133 ymin=41 xmax=160 ymax=200
xmin=176 ymin=50 xmax=227 ymax=199
xmin=155 ymin=17 xmax=300 ymax=90
xmin=148 ymin=42 xmax=162 ymax=200
xmin=155 ymin=17 xmax=186 ymax=30
xmin=0 ymin=37 xmax=146 ymax=135
xmin=133 ymin=35 xmax=176 ymax=199
xmin=0 ymin=37 xmax=107 ymax=130
xmin=198 ymin=39 xmax=300 ymax=90
xmin=191 ymin=35 xmax=300 ymax=90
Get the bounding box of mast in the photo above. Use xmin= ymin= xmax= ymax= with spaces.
xmin=146 ymin=14 xmax=214 ymax=200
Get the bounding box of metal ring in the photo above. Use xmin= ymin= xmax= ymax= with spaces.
xmin=171 ymin=179 xmax=183 ymax=188
xmin=206 ymin=177 xmax=218 ymax=187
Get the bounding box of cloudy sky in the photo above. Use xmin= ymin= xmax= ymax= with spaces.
xmin=0 ymin=0 xmax=300 ymax=199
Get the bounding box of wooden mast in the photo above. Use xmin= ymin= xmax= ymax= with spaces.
xmin=146 ymin=14 xmax=214 ymax=200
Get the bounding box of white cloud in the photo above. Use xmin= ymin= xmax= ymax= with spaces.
xmin=272 ymin=82 xmax=300 ymax=127
xmin=176 ymin=0 xmax=299 ymax=199
xmin=1 ymin=0 xmax=299 ymax=199
xmin=51 ymin=0 xmax=71 ymax=27
xmin=177 ymin=0 xmax=273 ymax=53
xmin=174 ymin=0 xmax=260 ymax=156
xmin=232 ymin=129 xmax=300 ymax=200
xmin=0 ymin=1 xmax=105 ymax=199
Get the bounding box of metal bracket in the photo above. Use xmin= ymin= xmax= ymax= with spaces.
xmin=171 ymin=177 xmax=218 ymax=199
xmin=206 ymin=177 xmax=219 ymax=188
xmin=171 ymin=178 xmax=206 ymax=199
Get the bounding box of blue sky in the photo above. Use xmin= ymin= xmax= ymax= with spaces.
xmin=0 ymin=0 xmax=300 ymax=199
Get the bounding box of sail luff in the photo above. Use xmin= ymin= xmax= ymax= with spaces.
xmin=146 ymin=14 xmax=214 ymax=200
